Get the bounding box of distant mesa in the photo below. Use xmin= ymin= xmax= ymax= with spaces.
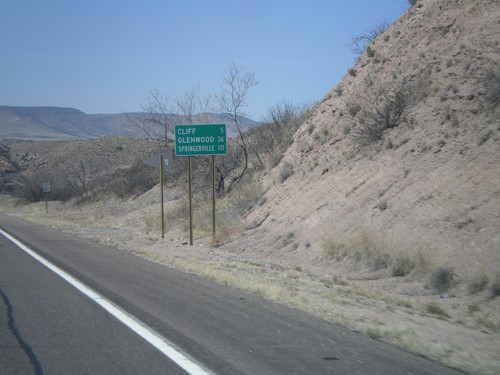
xmin=0 ymin=106 xmax=259 ymax=141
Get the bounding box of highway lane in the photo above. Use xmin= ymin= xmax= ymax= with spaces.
xmin=0 ymin=213 xmax=465 ymax=374
xmin=0 ymin=233 xmax=194 ymax=375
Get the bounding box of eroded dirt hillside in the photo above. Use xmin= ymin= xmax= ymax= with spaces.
xmin=245 ymin=0 xmax=500 ymax=277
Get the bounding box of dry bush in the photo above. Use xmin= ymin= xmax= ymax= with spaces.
xmin=108 ymin=163 xmax=157 ymax=200
xmin=12 ymin=172 xmax=45 ymax=202
xmin=429 ymin=266 xmax=456 ymax=293
xmin=426 ymin=303 xmax=449 ymax=318
xmin=279 ymin=162 xmax=295 ymax=183
xmin=321 ymin=231 xmax=431 ymax=277
xmin=391 ymin=253 xmax=416 ymax=277
xmin=321 ymin=237 xmax=348 ymax=261
xmin=352 ymin=84 xmax=415 ymax=146
xmin=349 ymin=21 xmax=390 ymax=58
xmin=484 ymin=67 xmax=500 ymax=106
xmin=490 ymin=273 xmax=500 ymax=298
xmin=467 ymin=269 xmax=489 ymax=295
xmin=194 ymin=176 xmax=262 ymax=241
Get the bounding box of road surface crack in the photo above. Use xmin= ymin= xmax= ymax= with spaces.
xmin=0 ymin=288 xmax=44 ymax=375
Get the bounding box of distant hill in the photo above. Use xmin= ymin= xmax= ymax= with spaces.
xmin=0 ymin=106 xmax=259 ymax=140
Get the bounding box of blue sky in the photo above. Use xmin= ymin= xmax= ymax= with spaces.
xmin=1 ymin=0 xmax=411 ymax=120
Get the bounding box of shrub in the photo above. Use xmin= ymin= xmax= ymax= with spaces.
xmin=426 ymin=303 xmax=449 ymax=317
xmin=322 ymin=237 xmax=347 ymax=261
xmin=490 ymin=274 xmax=500 ymax=298
xmin=391 ymin=254 xmax=416 ymax=277
xmin=468 ymin=270 xmax=489 ymax=294
xmin=348 ymin=103 xmax=362 ymax=117
xmin=279 ymin=162 xmax=295 ymax=183
xmin=429 ymin=266 xmax=456 ymax=293
xmin=350 ymin=21 xmax=389 ymax=58
xmin=108 ymin=163 xmax=156 ymax=200
xmin=366 ymin=46 xmax=376 ymax=58
xmin=484 ymin=68 xmax=500 ymax=106
xmin=352 ymin=84 xmax=415 ymax=145
xmin=478 ymin=130 xmax=493 ymax=145
xmin=468 ymin=303 xmax=480 ymax=313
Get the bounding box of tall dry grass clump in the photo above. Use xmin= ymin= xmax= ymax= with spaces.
xmin=192 ymin=176 xmax=263 ymax=245
xmin=321 ymin=230 xmax=433 ymax=278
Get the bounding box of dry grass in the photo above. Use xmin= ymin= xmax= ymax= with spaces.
xmin=321 ymin=230 xmax=434 ymax=278
xmin=489 ymin=273 xmax=500 ymax=299
xmin=2 ymin=197 xmax=500 ymax=374
xmin=467 ymin=268 xmax=490 ymax=295
xmin=426 ymin=303 xmax=449 ymax=318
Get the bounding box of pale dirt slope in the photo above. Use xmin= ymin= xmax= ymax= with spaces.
xmin=246 ymin=0 xmax=500 ymax=278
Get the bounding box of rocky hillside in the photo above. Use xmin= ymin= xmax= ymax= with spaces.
xmin=245 ymin=0 xmax=500 ymax=277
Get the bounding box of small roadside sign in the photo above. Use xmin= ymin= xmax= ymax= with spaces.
xmin=175 ymin=124 xmax=227 ymax=156
xmin=42 ymin=182 xmax=51 ymax=213
xmin=144 ymin=149 xmax=173 ymax=173
xmin=42 ymin=182 xmax=51 ymax=193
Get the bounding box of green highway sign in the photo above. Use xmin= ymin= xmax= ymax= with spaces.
xmin=175 ymin=124 xmax=227 ymax=156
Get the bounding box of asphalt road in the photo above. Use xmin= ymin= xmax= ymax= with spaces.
xmin=0 ymin=213 xmax=465 ymax=374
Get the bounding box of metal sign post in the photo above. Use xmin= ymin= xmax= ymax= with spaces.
xmin=188 ymin=156 xmax=193 ymax=245
xmin=159 ymin=154 xmax=165 ymax=238
xmin=212 ymin=155 xmax=216 ymax=239
xmin=42 ymin=182 xmax=51 ymax=213
xmin=175 ymin=124 xmax=227 ymax=245
xmin=143 ymin=149 xmax=173 ymax=238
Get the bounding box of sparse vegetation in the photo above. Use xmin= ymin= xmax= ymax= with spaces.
xmin=321 ymin=237 xmax=347 ymax=261
xmin=468 ymin=269 xmax=489 ymax=295
xmin=349 ymin=21 xmax=389 ymax=59
xmin=426 ymin=303 xmax=449 ymax=318
xmin=366 ymin=327 xmax=383 ymax=339
xmin=484 ymin=67 xmax=500 ymax=106
xmin=468 ymin=303 xmax=481 ymax=313
xmin=490 ymin=274 xmax=500 ymax=298
xmin=347 ymin=103 xmax=362 ymax=117
xmin=279 ymin=162 xmax=295 ymax=183
xmin=352 ymin=84 xmax=415 ymax=146
xmin=391 ymin=253 xmax=416 ymax=277
xmin=478 ymin=130 xmax=493 ymax=145
xmin=108 ymin=162 xmax=157 ymax=200
xmin=429 ymin=267 xmax=456 ymax=293
xmin=366 ymin=46 xmax=376 ymax=58
xmin=321 ymin=231 xmax=434 ymax=278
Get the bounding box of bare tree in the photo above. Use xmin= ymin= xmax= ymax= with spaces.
xmin=352 ymin=84 xmax=415 ymax=145
xmin=216 ymin=62 xmax=258 ymax=193
xmin=258 ymin=101 xmax=306 ymax=156
xmin=59 ymin=160 xmax=98 ymax=199
xmin=130 ymin=88 xmax=175 ymax=148
xmin=349 ymin=21 xmax=389 ymax=58
xmin=13 ymin=172 xmax=45 ymax=202
xmin=176 ymin=85 xmax=203 ymax=125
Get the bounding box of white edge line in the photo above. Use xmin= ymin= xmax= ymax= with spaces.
xmin=0 ymin=228 xmax=213 ymax=375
